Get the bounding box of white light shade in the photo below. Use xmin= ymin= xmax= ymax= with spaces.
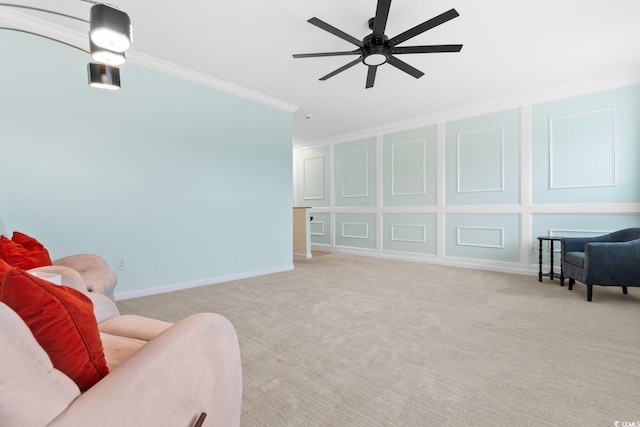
xmin=89 ymin=4 xmax=132 ymax=53
xmin=90 ymin=40 xmax=126 ymax=66
xmin=91 ymin=49 xmax=126 ymax=66
xmin=363 ymin=53 xmax=387 ymax=66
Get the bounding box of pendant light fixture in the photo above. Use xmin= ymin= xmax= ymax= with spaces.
xmin=90 ymin=39 xmax=126 ymax=66
xmin=88 ymin=62 xmax=121 ymax=90
xmin=0 ymin=2 xmax=133 ymax=90
xmin=89 ymin=4 xmax=132 ymax=53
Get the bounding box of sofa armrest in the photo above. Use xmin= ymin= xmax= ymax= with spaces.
xmin=47 ymin=313 xmax=243 ymax=427
xmin=28 ymin=265 xmax=87 ymax=293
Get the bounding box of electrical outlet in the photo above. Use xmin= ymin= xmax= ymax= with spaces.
xmin=117 ymin=258 xmax=126 ymax=270
xmin=531 ymin=245 xmax=537 ymax=255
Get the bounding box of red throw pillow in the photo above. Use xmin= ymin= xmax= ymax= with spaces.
xmin=0 ymin=232 xmax=52 ymax=269
xmin=0 ymin=258 xmax=11 ymax=285
xmin=0 ymin=267 xmax=109 ymax=391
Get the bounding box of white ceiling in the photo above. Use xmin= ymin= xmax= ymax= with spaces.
xmin=2 ymin=0 xmax=640 ymax=145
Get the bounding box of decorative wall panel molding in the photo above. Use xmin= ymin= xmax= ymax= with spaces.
xmin=341 ymin=149 xmax=369 ymax=198
xmin=457 ymin=126 xmax=505 ymax=193
xmin=548 ymin=228 xmax=611 ymax=238
xmin=310 ymin=221 xmax=325 ymax=236
xmin=303 ymin=156 xmax=325 ymax=200
xmin=391 ymin=140 xmax=426 ymax=196
xmin=457 ymin=226 xmax=505 ymax=249
xmin=391 ymin=224 xmax=426 ymax=243
xmin=342 ymin=223 xmax=369 ymax=239
xmin=549 ymin=107 xmax=616 ymax=189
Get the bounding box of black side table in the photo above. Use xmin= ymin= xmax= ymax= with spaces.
xmin=537 ymin=236 xmax=564 ymax=284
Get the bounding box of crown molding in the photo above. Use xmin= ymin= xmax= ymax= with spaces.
xmin=0 ymin=8 xmax=299 ymax=113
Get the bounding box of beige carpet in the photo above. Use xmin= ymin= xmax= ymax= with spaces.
xmin=117 ymin=255 xmax=640 ymax=427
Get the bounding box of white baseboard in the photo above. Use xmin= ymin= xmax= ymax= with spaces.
xmin=114 ymin=264 xmax=294 ymax=301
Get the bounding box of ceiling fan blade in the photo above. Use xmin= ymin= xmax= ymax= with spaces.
xmin=371 ymin=0 xmax=392 ymax=41
xmin=391 ymin=44 xmax=463 ymax=55
xmin=365 ymin=66 xmax=377 ymax=88
xmin=389 ymin=9 xmax=460 ymax=47
xmin=319 ymin=56 xmax=363 ymax=81
xmin=308 ymin=17 xmax=364 ymax=48
xmin=293 ymin=50 xmax=362 ymax=59
xmin=386 ymin=55 xmax=424 ymax=79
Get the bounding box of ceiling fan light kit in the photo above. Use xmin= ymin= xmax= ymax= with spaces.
xmin=293 ymin=0 xmax=463 ymax=88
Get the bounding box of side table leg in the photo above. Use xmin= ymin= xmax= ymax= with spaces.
xmin=538 ymin=239 xmax=543 ymax=282
xmin=549 ymin=240 xmax=554 ymax=280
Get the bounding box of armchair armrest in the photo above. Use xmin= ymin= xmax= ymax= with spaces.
xmin=47 ymin=313 xmax=243 ymax=427
xmin=582 ymin=240 xmax=640 ymax=285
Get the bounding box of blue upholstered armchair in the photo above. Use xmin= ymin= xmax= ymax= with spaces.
xmin=560 ymin=228 xmax=640 ymax=301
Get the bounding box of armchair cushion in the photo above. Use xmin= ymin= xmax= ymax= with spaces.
xmin=565 ymin=251 xmax=585 ymax=268
xmin=0 ymin=267 xmax=109 ymax=391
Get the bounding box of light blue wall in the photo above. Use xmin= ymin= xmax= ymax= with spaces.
xmin=446 ymin=214 xmax=520 ymax=262
xmin=335 ymin=213 xmax=376 ymax=249
xmin=295 ymin=145 xmax=331 ymax=208
xmin=295 ymin=84 xmax=640 ymax=273
xmin=382 ymin=126 xmax=437 ymax=206
xmin=335 ymin=138 xmax=377 ymax=208
xmin=382 ymin=213 xmax=436 ymax=255
xmin=0 ymin=29 xmax=293 ymax=294
xmin=445 ymin=109 xmax=520 ymax=205
xmin=309 ymin=212 xmax=331 ymax=245
xmin=532 ymin=85 xmax=640 ymax=204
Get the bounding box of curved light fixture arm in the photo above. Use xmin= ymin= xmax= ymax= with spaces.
xmin=0 ymin=26 xmax=89 ymax=54
xmin=0 ymin=3 xmax=89 ymax=23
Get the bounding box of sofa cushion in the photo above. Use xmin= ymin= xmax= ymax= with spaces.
xmin=566 ymin=251 xmax=585 ymax=268
xmin=0 ymin=302 xmax=80 ymax=426
xmin=100 ymin=332 xmax=147 ymax=371
xmin=99 ymin=314 xmax=173 ymax=341
xmin=0 ymin=232 xmax=52 ymax=269
xmin=0 ymin=267 xmax=109 ymax=391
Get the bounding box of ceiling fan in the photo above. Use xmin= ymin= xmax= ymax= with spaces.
xmin=293 ymin=0 xmax=463 ymax=89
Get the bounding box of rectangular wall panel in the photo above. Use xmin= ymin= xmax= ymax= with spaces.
xmin=457 ymin=126 xmax=504 ymax=193
xmin=383 ymin=213 xmax=436 ymax=254
xmin=383 ymin=126 xmax=437 ymax=206
xmin=532 ymin=85 xmax=640 ymax=204
xmin=457 ymin=226 xmax=504 ymax=248
xmin=309 ymin=212 xmax=331 ymax=245
xmin=335 ymin=138 xmax=376 ymax=207
xmin=445 ymin=109 xmax=520 ymax=205
xmin=342 ymin=149 xmax=369 ymax=197
xmin=335 ymin=213 xmax=376 ymax=249
xmin=446 ymin=214 xmax=520 ymax=262
xmin=549 ymin=107 xmax=616 ymax=189
xmin=392 ymin=140 xmax=426 ymax=196
xmin=303 ymin=156 xmax=325 ymax=199
xmin=296 ymin=146 xmax=330 ymax=207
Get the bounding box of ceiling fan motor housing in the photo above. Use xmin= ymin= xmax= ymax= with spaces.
xmin=362 ymin=34 xmax=389 ymax=66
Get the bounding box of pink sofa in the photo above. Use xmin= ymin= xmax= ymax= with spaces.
xmin=1 ymin=269 xmax=243 ymax=426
